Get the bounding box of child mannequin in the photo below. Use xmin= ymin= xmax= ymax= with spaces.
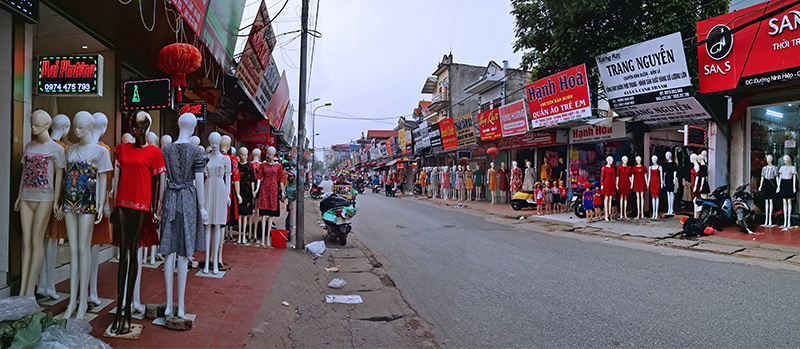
xmin=648 ymin=155 xmax=664 ymax=219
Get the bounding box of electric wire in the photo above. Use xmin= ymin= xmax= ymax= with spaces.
xmin=139 ymin=0 xmax=156 ymax=32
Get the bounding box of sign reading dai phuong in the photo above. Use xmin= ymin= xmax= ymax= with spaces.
xmin=38 ymin=55 xmax=103 ymax=96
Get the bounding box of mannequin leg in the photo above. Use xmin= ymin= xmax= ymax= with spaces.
xmin=620 ymin=198 xmax=627 ymax=220
xmin=764 ymin=199 xmax=773 ymax=226
xmin=19 ymin=201 xmax=52 ymax=297
xmin=150 ymin=245 xmax=157 ymax=265
xmin=784 ymin=199 xmax=792 ymax=228
xmin=604 ymin=196 xmax=612 ymax=221
xmin=132 ymin=247 xmax=144 ymax=314
xmin=75 ymin=214 xmax=94 ymax=319
xmin=111 ymin=208 xmax=146 ymax=335
xmin=212 ymin=225 xmax=221 ymax=274
xmin=651 ymin=198 xmax=659 ymax=219
xmin=88 ymin=244 xmax=100 ymax=305
xmin=164 ymin=253 xmax=175 ymax=317
xmin=218 ymin=229 xmax=225 ymax=267
xmin=203 ymin=225 xmax=212 ymax=274
xmin=61 ymin=213 xmax=79 ymax=319
xmin=39 ymin=238 xmax=59 ymax=299
xmin=266 ymin=217 xmax=274 ymax=248
xmin=636 ymin=193 xmax=644 ymax=219
xmin=238 ymin=216 xmax=245 ymax=244
xmin=477 ymin=187 xmax=482 ymax=201
xmin=176 ymin=255 xmax=188 ymax=318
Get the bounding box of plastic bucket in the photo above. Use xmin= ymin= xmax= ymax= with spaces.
xmin=271 ymin=229 xmax=288 ymax=248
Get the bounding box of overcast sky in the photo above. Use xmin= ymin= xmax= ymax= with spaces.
xmin=238 ymin=0 xmax=524 ymax=156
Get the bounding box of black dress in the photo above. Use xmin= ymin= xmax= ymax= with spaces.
xmin=663 ymin=161 xmax=677 ymax=191
xmin=238 ymin=162 xmax=255 ymax=216
xmin=698 ymin=165 xmax=710 ymax=194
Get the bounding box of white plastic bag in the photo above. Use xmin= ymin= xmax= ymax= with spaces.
xmin=306 ymin=241 xmax=326 ymax=256
xmin=325 ymin=295 xmax=363 ymax=304
xmin=0 ymin=296 xmax=39 ymax=322
xmin=327 ymin=278 xmax=346 ymax=289
xmin=35 ymin=319 xmax=111 ymax=349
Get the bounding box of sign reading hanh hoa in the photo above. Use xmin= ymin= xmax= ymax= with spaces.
xmin=478 ymin=108 xmax=501 ymax=141
xmin=526 ymin=64 xmax=591 ymax=128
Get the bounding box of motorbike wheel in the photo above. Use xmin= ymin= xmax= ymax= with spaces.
xmin=304 ymin=183 xmax=310 ymax=191
xmin=574 ymin=203 xmax=586 ymax=218
xmin=697 ymin=206 xmax=711 ymax=223
xmin=338 ymin=234 xmax=347 ymax=246
xmin=511 ymin=203 xmax=522 ymax=211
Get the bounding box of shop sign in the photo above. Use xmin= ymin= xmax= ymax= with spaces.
xmin=411 ymin=161 xmax=417 ymax=168
xmin=199 ymin=0 xmax=245 ymax=71
xmin=253 ymin=57 xmax=278 ymax=114
xmin=613 ymin=97 xmax=710 ymax=127
xmin=569 ymin=121 xmax=627 ymax=144
xmin=174 ymin=102 xmax=207 ymax=122
xmin=172 ymin=0 xmax=208 ymax=36
xmin=281 ymin=103 xmax=295 ymax=143
xmin=440 ymin=117 xmax=458 ymax=150
xmin=526 ymin=64 xmax=591 ymax=129
xmin=266 ymin=72 xmax=290 ymax=129
xmin=234 ymin=1 xmax=276 ymax=98
xmin=454 ymin=113 xmax=476 ymax=146
xmin=385 ymin=139 xmax=394 ymax=157
xmin=596 ymin=32 xmax=692 ymax=107
xmin=122 ymin=78 xmax=171 ymax=111
xmin=397 ymin=162 xmax=405 ymax=169
xmin=697 ymin=0 xmax=800 ymax=93
xmin=457 ymin=151 xmax=472 ymax=160
xmin=498 ymin=99 xmax=529 ymax=137
xmin=684 ymin=125 xmax=706 ymax=147
xmin=38 ymin=55 xmax=103 ymax=96
xmin=399 ymin=128 xmax=412 ymax=154
xmin=497 ymin=132 xmax=565 ymax=150
xmin=478 ymin=108 xmax=501 ymax=140
xmin=0 ymin=0 xmax=38 ymax=23
xmin=237 ymin=119 xmax=270 ymax=142
xmin=428 ymin=122 xmax=442 ymax=149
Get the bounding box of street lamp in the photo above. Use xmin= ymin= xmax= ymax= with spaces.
xmin=312 ymin=102 xmax=332 ymax=168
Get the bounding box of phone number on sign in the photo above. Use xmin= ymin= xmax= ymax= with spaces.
xmin=43 ymin=83 xmax=92 ymax=91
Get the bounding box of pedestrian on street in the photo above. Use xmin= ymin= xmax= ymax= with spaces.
xmin=583 ymin=182 xmax=594 ymax=222
xmin=284 ymin=170 xmax=297 ymax=239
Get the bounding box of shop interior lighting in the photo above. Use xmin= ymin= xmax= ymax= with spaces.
xmin=766 ymin=109 xmax=783 ymax=118
xmin=81 ymin=45 xmax=88 ymax=49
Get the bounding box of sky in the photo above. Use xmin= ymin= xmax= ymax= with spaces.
xmin=237 ymin=0 xmax=525 ymax=158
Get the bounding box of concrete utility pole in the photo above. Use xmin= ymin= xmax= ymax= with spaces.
xmin=295 ymin=0 xmax=309 ymax=250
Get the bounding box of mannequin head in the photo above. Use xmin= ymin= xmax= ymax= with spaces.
xmin=161 ymin=135 xmax=172 ymax=147
xmin=252 ymin=148 xmax=262 ymax=161
xmin=621 ymin=155 xmax=628 ymax=165
xmin=501 ymin=161 xmax=506 ymax=169
xmin=525 ymin=160 xmax=531 ymax=168
xmin=490 ymin=162 xmax=495 ymax=169
xmin=766 ymin=154 xmax=774 ymax=165
xmin=122 ymin=133 xmax=133 ymax=144
xmin=701 ymin=150 xmax=708 ymax=161
xmin=147 ymin=132 xmax=158 ymax=146
xmin=189 ymin=136 xmax=200 ymax=146
xmin=266 ymin=146 xmax=277 ymax=157
xmin=690 ymin=153 xmax=698 ymax=165
xmin=635 ymin=156 xmax=642 ymax=165
xmin=512 ymin=161 xmax=518 ymax=169
xmin=665 ymin=151 xmax=673 ymax=161
xmin=30 ymin=110 xmax=53 ymax=140
xmin=784 ymin=154 xmax=792 ymax=166
xmin=129 ymin=111 xmax=152 ymax=146
xmin=606 ymin=156 xmax=613 ymax=166
xmin=50 ymin=113 xmax=70 ymax=141
xmin=238 ymin=147 xmax=249 ymax=162
xmin=72 ymin=111 xmax=94 ymax=143
xmin=220 ymin=135 xmax=232 ymax=152
xmin=91 ymin=112 xmax=108 ymax=143
xmin=458 ymin=165 xmax=463 ymax=171
xmin=698 ymin=153 xmax=706 ymax=165
xmin=651 ymin=155 xmax=658 ymax=165
xmin=208 ymin=132 xmax=221 ymax=153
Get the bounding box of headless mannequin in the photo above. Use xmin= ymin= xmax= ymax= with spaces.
xmin=249 ymin=148 xmax=262 ymax=243
xmin=37 ymin=113 xmax=70 ymax=300
xmin=634 ymin=156 xmax=646 ymax=219
xmin=204 ymin=133 xmax=229 ymax=274
xmin=778 ymin=154 xmax=796 ymax=229
xmin=110 ymin=111 xmax=165 ymax=335
xmin=664 ymin=152 xmax=678 ymax=216
xmin=617 ymin=156 xmax=630 ymax=220
xmin=648 ymin=155 xmax=663 ymax=220
xmin=88 ymin=112 xmax=111 ymax=307
xmin=237 ymin=147 xmax=250 ymax=244
xmin=255 ymin=147 xmax=283 ymax=247
xmin=690 ymin=154 xmax=700 ymax=215
xmin=16 ymin=110 xmax=63 ymax=297
xmin=162 ymin=113 xmax=206 ymax=318
xmin=601 ymin=156 xmax=614 ymax=221
xmin=61 ymin=111 xmax=109 ymax=320
xmin=760 ymin=155 xmax=777 ymax=226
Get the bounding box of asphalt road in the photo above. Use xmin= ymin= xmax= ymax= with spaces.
xmin=349 ymin=186 xmax=800 ymax=348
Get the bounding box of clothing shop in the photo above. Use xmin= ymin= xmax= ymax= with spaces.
xmin=643 ymin=123 xmax=709 ymax=212
xmin=568 ymin=122 xmax=632 ymax=190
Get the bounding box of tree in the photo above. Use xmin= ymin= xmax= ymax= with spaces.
xmin=511 ymin=0 xmax=730 ymax=107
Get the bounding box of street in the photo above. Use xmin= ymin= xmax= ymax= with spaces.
xmin=347 ymin=185 xmax=800 ymax=348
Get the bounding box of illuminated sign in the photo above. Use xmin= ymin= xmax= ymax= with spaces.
xmin=175 ymin=102 xmax=207 ymax=121
xmin=37 ymin=55 xmax=103 ymax=96
xmin=0 ymin=0 xmax=38 ymax=23
xmin=122 ymin=78 xmax=171 ymax=110
xmin=684 ymin=125 xmax=706 ymax=147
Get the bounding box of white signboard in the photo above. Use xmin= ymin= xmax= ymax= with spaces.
xmin=613 ymin=97 xmax=711 ymax=126
xmin=569 ymin=121 xmax=628 ymax=144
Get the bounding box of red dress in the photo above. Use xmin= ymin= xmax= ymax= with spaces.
xmin=616 ymin=166 xmax=632 ymax=196
xmin=600 ymin=166 xmax=616 ymax=197
xmin=690 ymin=167 xmax=699 ymax=199
xmin=257 ymin=162 xmax=283 ymax=213
xmin=114 ymin=143 xmax=166 ymax=211
xmin=649 ymin=167 xmax=661 ymax=197
xmin=632 ymin=165 xmax=647 ymax=193
xmin=498 ymin=168 xmax=509 ymax=191
xmin=227 ymin=154 xmax=240 ymax=223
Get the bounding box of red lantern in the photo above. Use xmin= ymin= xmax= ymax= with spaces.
xmin=157 ymin=43 xmax=202 ymax=102
xmin=380 ymin=162 xmax=386 ymax=166
xmin=372 ymin=161 xmax=377 ymax=166
xmin=487 ymin=147 xmax=499 ymax=159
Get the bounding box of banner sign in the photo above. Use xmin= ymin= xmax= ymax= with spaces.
xmin=122 ymin=78 xmax=171 ymax=110
xmin=398 ymin=129 xmax=408 ymax=154
xmin=38 ymin=55 xmax=103 ymax=96
xmin=612 ymin=97 xmax=711 ymax=126
xmin=385 ymin=139 xmax=393 ymax=158
xmin=498 ymin=99 xmax=529 ymax=137
xmin=596 ymin=32 xmax=692 ymax=106
xmin=478 ymin=108 xmax=501 ymax=141
xmin=234 ymin=1 xmax=276 ymax=98
xmin=267 ymin=72 xmax=290 ymax=129
xmin=238 ymin=119 xmax=270 ymax=142
xmin=199 ymin=0 xmax=245 ymax=72
xmin=427 ymin=122 xmax=442 ymax=149
xmin=526 ymin=64 xmax=591 ymax=129
xmin=454 ymin=112 xmax=476 ymax=146
xmin=172 ymin=0 xmax=208 ymax=35
xmin=175 ymin=102 xmax=207 ymax=121
xmin=497 ymin=132 xmax=564 ymax=150
xmin=697 ymin=0 xmax=800 ymax=93
xmin=440 ymin=117 xmax=458 ymax=150
xmin=569 ymin=121 xmax=628 ymax=144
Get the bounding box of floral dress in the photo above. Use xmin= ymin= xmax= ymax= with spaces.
xmin=238 ymin=162 xmax=256 ymax=216
xmin=257 ymin=162 xmax=283 ymax=217
xmin=510 ymin=167 xmax=523 ymax=193
xmin=205 ymin=154 xmax=232 ymax=225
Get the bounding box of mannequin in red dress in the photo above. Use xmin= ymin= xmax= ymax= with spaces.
xmin=632 ymin=156 xmax=647 ymax=219
xmin=616 ymin=156 xmax=632 ymax=220
xmin=498 ymin=162 xmax=509 ymax=204
xmin=648 ymin=155 xmax=664 ymax=219
xmin=600 ymin=156 xmax=616 ymax=221
xmin=689 ymin=154 xmax=699 ymax=214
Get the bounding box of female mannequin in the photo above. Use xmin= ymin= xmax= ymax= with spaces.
xmin=540 ymin=158 xmax=551 ymax=182
xmin=202 ymin=133 xmax=230 ymax=274
xmin=663 ymin=152 xmax=678 ymax=216
xmin=631 ymin=156 xmax=647 ymax=219
xmin=522 ymin=160 xmax=535 ymax=192
xmin=220 ymin=136 xmax=240 ymax=245
xmin=498 ymin=162 xmax=509 ymax=204
xmin=510 ymin=161 xmax=523 ymax=194
xmin=441 ymin=166 xmax=450 ymax=200
xmin=37 ymin=113 xmax=70 ymax=300
xmin=694 ymin=153 xmax=710 ymax=199
xmin=121 ymin=133 xmax=134 ymax=144
xmin=237 ymin=147 xmax=255 ymax=244
xmin=690 ymin=154 xmax=700 ymax=214
xmin=647 ymin=155 xmax=664 ymax=220
xmin=488 ymin=162 xmax=499 ymax=204
xmin=449 ymin=166 xmax=457 ymax=200
xmin=159 ymin=113 xmax=207 ymax=319
xmin=110 ymin=111 xmax=166 ymax=335
xmin=473 ymin=165 xmax=483 ymax=201
xmin=600 ymin=156 xmax=616 ymax=221
xmin=777 ymin=154 xmax=796 ymax=229
xmin=616 ymin=156 xmax=632 ymax=220
xmin=60 ymin=111 xmax=112 ymax=320
xmin=455 ymin=165 xmax=465 ymax=201
xmin=249 ymin=148 xmax=262 ymax=243
xmin=161 ymin=135 xmax=173 ymax=148
xmin=255 ymin=147 xmax=284 ymax=247
xmin=140 ymin=132 xmax=161 ymax=269
xmin=429 ymin=166 xmax=439 ymax=199
xmin=464 ymin=165 xmax=474 ymax=201
xmin=15 ymin=110 xmax=65 ymax=297
xmin=418 ymin=167 xmax=427 ymax=197
xmin=759 ymin=154 xmax=778 ymax=226
xmin=88 ymin=112 xmax=113 ymax=307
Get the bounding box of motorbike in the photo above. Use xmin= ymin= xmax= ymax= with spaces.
xmin=310 ymin=183 xmax=324 ymax=200
xmin=384 ymin=184 xmax=396 ymax=197
xmin=732 ymin=184 xmax=756 ymax=234
xmin=354 ymin=181 xmax=366 ymax=194
xmin=510 ymin=191 xmax=536 ymax=211
xmin=320 ymin=194 xmax=357 ymax=246
xmin=303 ymin=182 xmax=311 ymax=191
xmin=371 ymin=183 xmax=382 ymax=193
xmin=412 ymin=183 xmax=422 ymax=195
xmin=569 ymin=187 xmax=586 ymax=218
xmin=695 ymin=185 xmax=733 ymax=228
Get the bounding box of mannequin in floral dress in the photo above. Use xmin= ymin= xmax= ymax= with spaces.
xmin=510 ymin=161 xmax=523 ymax=194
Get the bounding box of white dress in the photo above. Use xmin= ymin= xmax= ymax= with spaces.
xmin=204 ymin=154 xmax=231 ymax=225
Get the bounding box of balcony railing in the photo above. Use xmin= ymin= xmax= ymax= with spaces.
xmin=431 ymin=91 xmax=449 ymax=103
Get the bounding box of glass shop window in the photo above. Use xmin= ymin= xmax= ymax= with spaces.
xmin=750 ymin=102 xmax=800 ymax=182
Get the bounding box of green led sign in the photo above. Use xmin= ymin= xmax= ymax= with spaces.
xmin=122 ymin=78 xmax=171 ymax=111
xmin=37 ymin=55 xmax=103 ymax=96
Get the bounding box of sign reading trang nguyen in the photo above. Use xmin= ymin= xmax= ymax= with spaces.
xmin=38 ymin=55 xmax=103 ymax=96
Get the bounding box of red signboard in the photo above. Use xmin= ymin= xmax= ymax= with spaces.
xmin=385 ymin=139 xmax=393 ymax=157
xmin=478 ymin=108 xmax=501 ymax=141
xmin=497 ymin=132 xmax=560 ymax=150
xmin=498 ymin=99 xmax=529 ymax=137
xmin=526 ymin=64 xmax=591 ymax=128
xmin=697 ymin=0 xmax=800 ymax=93
xmin=237 ymin=119 xmax=270 ymax=142
xmin=172 ymin=0 xmax=208 ymax=36
xmin=266 ymin=72 xmax=290 ymax=129
xmin=439 ymin=117 xmax=459 ymax=150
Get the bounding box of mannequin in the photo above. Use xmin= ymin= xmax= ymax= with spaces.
xmin=455 ymin=165 xmax=465 ymax=201
xmin=690 ymin=154 xmax=700 ymax=214
xmin=189 ymin=136 xmax=202 ymax=152
xmin=759 ymin=154 xmax=778 ymax=226
xmin=60 ymin=111 xmax=112 ymax=319
xmin=498 ymin=162 xmax=509 ymax=204
xmin=540 ymin=158 xmax=551 ymax=182
xmin=522 ymin=160 xmax=535 ymax=192
xmin=249 ymin=148 xmax=262 ymax=243
xmin=510 ymin=161 xmax=523 ymax=194
xmin=616 ymin=156 xmax=632 ymax=220
xmin=159 ymin=113 xmax=207 ymax=318
xmin=255 ymin=146 xmax=284 ymax=247
xmin=418 ymin=167 xmax=427 ymax=197
xmin=777 ymin=154 xmax=796 ymax=229
xmin=37 ymin=113 xmax=70 ymax=300
xmin=429 ymin=166 xmax=439 ymax=199
xmin=631 ymin=156 xmax=647 ymax=219
xmin=464 ymin=165 xmax=474 ymax=201
xmin=441 ymin=166 xmax=450 ymax=200
xmin=237 ymin=147 xmax=255 ymax=244
xmin=121 ymin=133 xmax=134 ymax=144
xmin=147 ymin=132 xmax=158 ymax=147
xmin=15 ymin=110 xmax=65 ymax=297
xmin=647 ymin=155 xmax=664 ymax=220
xmin=600 ymin=156 xmax=616 ymax=221
xmin=141 ymin=132 xmax=161 ymax=267
xmin=663 ymin=152 xmax=678 ymax=216
xmin=220 ymin=136 xmax=240 ymax=246
xmin=488 ymin=162 xmax=499 ymax=204
xmin=203 ymin=133 xmax=230 ymax=274
xmin=110 ymin=111 xmax=166 ymax=335
xmin=161 ymin=135 xmax=173 ymax=148
xmin=473 ymin=165 xmax=483 ymax=201
xmin=88 ymin=112 xmax=113 ymax=307
xmin=694 ymin=153 xmax=710 ymax=199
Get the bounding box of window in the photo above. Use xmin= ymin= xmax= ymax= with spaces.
xmin=492 ymin=98 xmax=502 ymax=109
xmin=750 ymin=101 xmax=800 ymax=206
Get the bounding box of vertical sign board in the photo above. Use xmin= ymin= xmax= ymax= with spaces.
xmin=171 ymin=0 xmax=208 ymax=35
xmin=122 ymin=78 xmax=171 ymax=110
xmin=266 ymin=72 xmax=290 ymax=129
xmin=38 ymin=55 xmax=103 ymax=96
xmin=498 ymin=100 xmax=529 ymax=137
xmin=526 ymin=64 xmax=591 ymax=128
xmin=440 ymin=117 xmax=458 ymax=150
xmin=199 ymin=0 xmax=245 ymax=71
xmin=235 ymin=0 xmax=276 ymax=98
xmin=684 ymin=125 xmax=706 ymax=147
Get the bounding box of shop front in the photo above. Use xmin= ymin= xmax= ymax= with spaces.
xmin=568 ymin=122 xmax=632 ymax=190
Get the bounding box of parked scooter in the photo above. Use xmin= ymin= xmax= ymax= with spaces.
xmin=695 ymin=185 xmax=733 ymax=228
xmin=569 ymin=187 xmax=586 ymax=218
xmin=355 ymin=181 xmax=366 ymax=194
xmin=510 ymin=191 xmax=536 ymax=211
xmin=371 ymin=184 xmax=382 ymax=193
xmin=412 ymin=183 xmax=422 ymax=195
xmin=310 ymin=183 xmax=324 ymax=200
xmin=320 ymin=194 xmax=357 ymax=246
xmin=732 ymin=184 xmax=756 ymax=234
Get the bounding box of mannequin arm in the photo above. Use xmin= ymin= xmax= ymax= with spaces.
xmin=14 ymin=177 xmax=23 ymax=212
xmin=659 ymin=167 xmax=664 ymax=188
xmin=53 ymin=168 xmax=64 ymax=219
xmin=255 ymin=179 xmax=261 ymax=197
xmin=630 ymin=174 xmax=634 ymax=190
xmin=759 ymin=176 xmax=765 ymax=191
xmin=234 ymin=181 xmax=242 ymax=204
xmin=95 ymin=172 xmax=108 ymax=223
xmin=225 ymin=172 xmax=232 ymax=206
xmin=155 ymin=172 xmax=166 ymax=220
xmin=195 ymin=172 xmax=207 ymax=223
xmin=111 ymin=167 xmax=121 ymax=206
xmin=673 ymin=173 xmax=678 ymax=193
xmin=794 ymin=174 xmax=797 ymax=193
xmin=694 ymin=177 xmax=699 ymax=192
xmin=645 ymin=170 xmax=650 ymax=187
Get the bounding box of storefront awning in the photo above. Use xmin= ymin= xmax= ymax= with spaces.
xmin=386 ymin=159 xmax=399 ymax=166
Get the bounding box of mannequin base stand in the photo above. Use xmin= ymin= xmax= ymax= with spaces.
xmin=146 ymin=303 xmax=197 ymax=330
xmin=103 ymin=323 xmax=143 ymax=340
